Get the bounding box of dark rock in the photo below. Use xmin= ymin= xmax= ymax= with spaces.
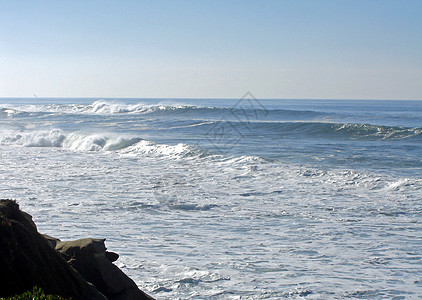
xmin=0 ymin=199 xmax=107 ymax=299
xmin=42 ymin=234 xmax=61 ymax=249
xmin=105 ymin=251 xmax=119 ymax=262
xmin=56 ymin=238 xmax=154 ymax=300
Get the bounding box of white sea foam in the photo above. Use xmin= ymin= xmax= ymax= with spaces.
xmin=61 ymin=132 xmax=141 ymax=152
xmin=0 ymin=129 xmax=66 ymax=147
xmin=2 ymin=143 xmax=420 ymax=299
xmin=0 ymin=107 xmax=21 ymax=116
xmin=0 ymin=129 xmax=203 ymax=159
xmin=119 ymin=139 xmax=202 ymax=158
xmin=89 ymin=100 xmax=158 ymax=114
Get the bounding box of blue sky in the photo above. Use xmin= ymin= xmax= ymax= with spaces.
xmin=1 ymin=0 xmax=421 ymax=99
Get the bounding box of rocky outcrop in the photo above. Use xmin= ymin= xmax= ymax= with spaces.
xmin=0 ymin=199 xmax=153 ymax=300
xmin=0 ymin=200 xmax=105 ymax=299
xmin=56 ymin=238 xmax=153 ymax=300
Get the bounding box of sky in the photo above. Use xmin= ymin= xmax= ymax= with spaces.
xmin=0 ymin=0 xmax=421 ymax=100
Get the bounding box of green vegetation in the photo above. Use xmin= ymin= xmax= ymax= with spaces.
xmin=1 ymin=287 xmax=70 ymax=300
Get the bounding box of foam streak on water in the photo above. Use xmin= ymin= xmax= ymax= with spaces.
xmin=1 ymin=98 xmax=421 ymax=299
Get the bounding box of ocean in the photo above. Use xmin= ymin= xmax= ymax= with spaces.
xmin=1 ymin=97 xmax=421 ymax=299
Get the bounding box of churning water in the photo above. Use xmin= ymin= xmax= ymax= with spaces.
xmin=1 ymin=97 xmax=421 ymax=299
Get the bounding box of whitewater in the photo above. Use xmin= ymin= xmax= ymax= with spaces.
xmin=1 ymin=98 xmax=421 ymax=299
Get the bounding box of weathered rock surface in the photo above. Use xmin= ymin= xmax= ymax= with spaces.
xmin=0 ymin=199 xmax=153 ymax=300
xmin=56 ymin=238 xmax=154 ymax=300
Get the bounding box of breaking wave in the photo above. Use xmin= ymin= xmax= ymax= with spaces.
xmin=0 ymin=100 xmax=322 ymax=119
xmin=332 ymin=123 xmax=422 ymax=140
xmin=0 ymin=101 xmax=213 ymax=115
xmin=227 ymin=121 xmax=422 ymax=140
xmin=3 ymin=101 xmax=420 ymax=140
xmin=0 ymin=129 xmax=203 ymax=158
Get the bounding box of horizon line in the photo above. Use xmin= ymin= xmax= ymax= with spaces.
xmin=1 ymin=96 xmax=421 ymax=101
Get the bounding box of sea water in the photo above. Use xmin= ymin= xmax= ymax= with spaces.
xmin=0 ymin=97 xmax=421 ymax=299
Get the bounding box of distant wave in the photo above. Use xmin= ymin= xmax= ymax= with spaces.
xmin=0 ymin=107 xmax=21 ymax=116
xmin=0 ymin=101 xmax=211 ymax=115
xmin=3 ymin=101 xmax=420 ymax=141
xmin=332 ymin=123 xmax=422 ymax=140
xmin=0 ymin=129 xmax=205 ymax=158
xmin=205 ymin=121 xmax=422 ymax=141
xmin=0 ymin=100 xmax=325 ymax=119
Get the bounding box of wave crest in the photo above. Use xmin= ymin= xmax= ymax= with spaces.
xmin=0 ymin=129 xmax=203 ymax=159
xmin=0 ymin=129 xmax=66 ymax=147
xmin=119 ymin=139 xmax=202 ymax=158
xmin=333 ymin=123 xmax=422 ymax=140
xmin=248 ymin=121 xmax=422 ymax=140
xmin=62 ymin=132 xmax=142 ymax=151
xmin=1 ymin=100 xmax=198 ymax=115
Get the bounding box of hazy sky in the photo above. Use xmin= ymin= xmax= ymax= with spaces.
xmin=1 ymin=0 xmax=421 ymax=99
